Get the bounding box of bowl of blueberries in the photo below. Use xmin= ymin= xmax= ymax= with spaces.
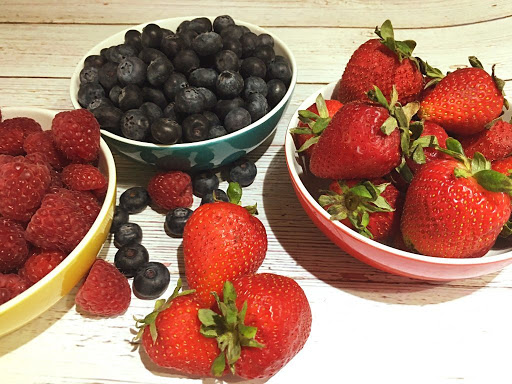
xmin=70 ymin=15 xmax=296 ymax=171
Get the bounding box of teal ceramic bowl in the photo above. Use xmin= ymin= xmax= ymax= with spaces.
xmin=70 ymin=17 xmax=297 ymax=171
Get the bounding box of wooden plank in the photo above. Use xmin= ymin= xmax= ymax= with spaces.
xmin=0 ymin=0 xmax=511 ymax=28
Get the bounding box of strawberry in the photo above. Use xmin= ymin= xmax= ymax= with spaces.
xmin=183 ymin=185 xmax=267 ymax=307
xmin=458 ymin=120 xmax=512 ymax=161
xmin=406 ymin=120 xmax=449 ymax=173
xmin=492 ymin=156 xmax=512 ymax=176
xmin=134 ymin=279 xmax=220 ymax=377
xmin=401 ymin=138 xmax=512 ymax=258
xmin=418 ymin=56 xmax=507 ymax=136
xmin=319 ymin=179 xmax=402 ymax=242
xmin=336 ymin=20 xmax=423 ymax=105
xmin=198 ymin=275 xmax=312 ymax=379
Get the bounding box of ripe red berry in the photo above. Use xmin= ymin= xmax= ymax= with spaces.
xmin=61 ymin=163 xmax=107 ymax=193
xmin=75 ymin=259 xmax=131 ymax=316
xmin=0 ymin=273 xmax=31 ymax=305
xmin=23 ymin=130 xmax=69 ymax=170
xmin=147 ymin=171 xmax=193 ymax=210
xmin=0 ymin=218 xmax=29 ymax=273
xmin=459 ymin=120 xmax=512 ymax=161
xmin=18 ymin=249 xmax=67 ymax=284
xmin=0 ymin=117 xmax=42 ymax=156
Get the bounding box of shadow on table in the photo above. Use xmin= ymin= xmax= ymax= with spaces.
xmin=262 ymin=147 xmax=500 ymax=305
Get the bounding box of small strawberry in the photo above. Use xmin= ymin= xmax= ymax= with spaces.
xmin=418 ymin=56 xmax=507 ymax=136
xmin=401 ymin=138 xmax=512 ymax=258
xmin=75 ymin=259 xmax=131 ymax=316
xmin=134 ymin=279 xmax=220 ymax=377
xmin=198 ymin=275 xmax=312 ymax=379
xmin=492 ymin=156 xmax=512 ymax=176
xmin=61 ymin=163 xmax=107 ymax=193
xmin=0 ymin=218 xmax=29 ymax=273
xmin=183 ymin=183 xmax=267 ymax=307
xmin=147 ymin=171 xmax=193 ymax=210
xmin=319 ymin=179 xmax=402 ymax=242
xmin=458 ymin=119 xmax=512 ymax=161
xmin=18 ymin=249 xmax=67 ymax=284
xmin=336 ymin=20 xmax=423 ymax=105
xmin=0 ymin=273 xmax=30 ymax=305
xmin=406 ymin=120 xmax=449 ymax=173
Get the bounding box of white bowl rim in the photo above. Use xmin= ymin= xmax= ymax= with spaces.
xmin=0 ymin=107 xmax=116 ymax=314
xmin=284 ymin=83 xmax=512 ymax=266
xmin=70 ymin=16 xmax=298 ymax=149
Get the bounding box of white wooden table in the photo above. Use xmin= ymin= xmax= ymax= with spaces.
xmin=1 ymin=2 xmax=512 ymax=383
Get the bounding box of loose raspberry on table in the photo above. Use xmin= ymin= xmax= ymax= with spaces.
xmin=75 ymin=259 xmax=131 ymax=316
xmin=0 ymin=273 xmax=30 ymax=305
xmin=23 ymin=130 xmax=69 ymax=170
xmin=61 ymin=163 xmax=107 ymax=193
xmin=0 ymin=218 xmax=29 ymax=273
xmin=0 ymin=157 xmax=51 ymax=222
xmin=18 ymin=249 xmax=67 ymax=284
xmin=147 ymin=171 xmax=193 ymax=210
xmin=51 ymin=109 xmax=100 ymax=163
xmin=0 ymin=117 xmax=43 ymax=156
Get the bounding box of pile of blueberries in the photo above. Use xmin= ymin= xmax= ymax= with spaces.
xmin=110 ymin=158 xmax=257 ymax=300
xmin=78 ymin=15 xmax=292 ymax=144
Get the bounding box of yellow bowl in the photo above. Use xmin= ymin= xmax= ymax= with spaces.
xmin=0 ymin=107 xmax=116 ymax=337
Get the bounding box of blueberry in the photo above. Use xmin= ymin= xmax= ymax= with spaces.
xmin=121 ymin=109 xmax=150 ymax=141
xmin=120 ymin=186 xmax=151 ymax=213
xmin=78 ymin=83 xmax=105 ymax=108
xmin=91 ymin=105 xmax=123 ymax=133
xmin=175 ymin=87 xmax=205 ymax=114
xmin=163 ymin=72 xmax=189 ymax=101
xmin=177 ymin=20 xmax=191 ymax=34
xmin=133 ymin=262 xmax=171 ymax=300
xmin=138 ymin=47 xmax=167 ymax=64
xmin=177 ymin=29 xmax=199 ymax=49
xmin=173 ymin=49 xmax=200 ymax=74
xmin=80 ymin=66 xmax=99 ymax=84
xmin=213 ymin=15 xmax=235 ymax=34
xmin=84 ymin=54 xmax=105 ymax=68
xmin=98 ymin=61 xmax=119 ymax=90
xmin=224 ymin=107 xmax=251 ymax=133
xmin=257 ymin=33 xmax=274 ymax=47
xmin=151 ymin=117 xmax=182 ymax=144
xmin=189 ymin=68 xmax=218 ymax=90
xmin=266 ymin=79 xmax=287 ymax=108
xmin=245 ymin=93 xmax=269 ymax=122
xmin=222 ymin=39 xmax=243 ymax=58
xmin=117 ymin=44 xmax=139 ymax=61
xmin=215 ymin=97 xmax=245 ymax=121
xmin=118 ymin=84 xmax=143 ymax=111
xmin=202 ymin=110 xmax=220 ymax=126
xmin=165 ymin=208 xmax=194 ymax=237
xmin=147 ymin=57 xmax=173 ymax=87
xmin=192 ymin=32 xmax=223 ymax=56
xmin=201 ymin=189 xmax=229 ymax=204
xmin=189 ymin=17 xmax=212 ymax=34
xmin=196 ymin=87 xmax=217 ymax=111
xmin=254 ymin=45 xmax=275 ymax=65
xmin=114 ymin=222 xmax=143 ymax=248
xmin=142 ymin=87 xmax=168 ymax=109
xmin=192 ymin=171 xmax=219 ymax=197
xmin=208 ymin=125 xmax=228 ymax=139
xmin=106 ymin=45 xmax=123 ymax=63
xmin=239 ymin=26 xmax=251 ymax=35
xmin=268 ymin=59 xmax=293 ymax=86
xmin=141 ymin=23 xmax=163 ymax=48
xmin=110 ymin=205 xmax=129 ymax=234
xmin=87 ymin=96 xmax=113 ymax=111
xmin=242 ymin=76 xmax=268 ymax=99
xmin=117 ymin=57 xmax=147 ymax=86
xmin=220 ymin=25 xmax=244 ymax=41
xmin=109 ymin=85 xmax=123 ymax=106
xmin=161 ymin=35 xmax=185 ymax=59
xmin=140 ymin=102 xmax=163 ymax=124
xmin=214 ymin=50 xmax=240 ymax=72
xmin=163 ymin=102 xmax=178 ymax=120
xmin=182 ymin=114 xmax=210 ymax=142
xmin=125 ymin=29 xmax=143 ymax=51
xmin=100 ymin=47 xmax=109 ymax=60
xmin=240 ymin=57 xmax=267 ymax=79
xmin=114 ymin=243 xmax=149 ymax=277
xmin=216 ymin=70 xmax=244 ymax=99
xmin=229 ymin=158 xmax=257 ymax=187
xmin=240 ymin=32 xmax=258 ymax=58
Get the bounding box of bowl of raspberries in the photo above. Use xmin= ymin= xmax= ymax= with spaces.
xmin=286 ymin=20 xmax=512 ymax=281
xmin=70 ymin=15 xmax=296 ymax=171
xmin=0 ymin=107 xmax=116 ymax=337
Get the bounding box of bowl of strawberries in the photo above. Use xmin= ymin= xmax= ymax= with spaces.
xmin=285 ymin=20 xmax=512 ymax=281
xmin=0 ymin=107 xmax=116 ymax=337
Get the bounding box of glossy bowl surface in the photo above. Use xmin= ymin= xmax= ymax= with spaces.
xmin=70 ymin=16 xmax=297 ymax=171
xmin=285 ymin=83 xmax=512 ymax=281
xmin=0 ymin=107 xmax=116 ymax=337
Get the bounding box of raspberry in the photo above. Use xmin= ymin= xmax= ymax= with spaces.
xmin=18 ymin=249 xmax=67 ymax=284
xmin=0 ymin=154 xmax=14 ymax=165
xmin=0 ymin=158 xmax=51 ymax=221
xmin=61 ymin=163 xmax=107 ymax=193
xmin=0 ymin=117 xmax=42 ymax=156
xmin=147 ymin=171 xmax=193 ymax=210
xmin=23 ymin=130 xmax=68 ymax=170
xmin=25 ymin=152 xmax=52 ymax=170
xmin=75 ymin=259 xmax=131 ymax=316
xmin=0 ymin=273 xmax=30 ymax=305
xmin=25 ymin=192 xmax=90 ymax=252
xmin=50 ymin=188 xmax=101 ymax=226
xmin=51 ymin=109 xmax=100 ymax=163
xmin=0 ymin=218 xmax=29 ymax=273
xmin=48 ymin=169 xmax=64 ymax=193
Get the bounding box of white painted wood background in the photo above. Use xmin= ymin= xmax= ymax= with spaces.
xmin=1 ymin=1 xmax=512 ymax=383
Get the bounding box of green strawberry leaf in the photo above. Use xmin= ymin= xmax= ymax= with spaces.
xmin=409 ymin=121 xmax=424 ymax=140
xmin=327 ymin=204 xmax=349 ymax=221
xmin=411 ymin=145 xmax=426 ymax=164
xmin=389 ymin=85 xmax=399 ymax=109
xmin=491 ymin=64 xmax=509 ymax=110
xmin=198 ymin=309 xmax=217 ymax=327
xmin=312 ymin=117 xmax=331 ymax=134
xmin=375 ymin=19 xmax=394 ymax=41
xmin=500 ymin=220 xmax=512 ymax=238
xmin=395 ymin=158 xmax=414 ymax=183
xmin=401 ymin=102 xmax=420 ymax=123
xmin=371 ymin=195 xmax=394 ymax=211
xmin=227 ymin=182 xmax=242 ymax=205
xmin=454 ymin=167 xmax=471 ymax=178
xmin=315 ymin=93 xmax=329 ymax=118
xmin=381 ymin=116 xmax=398 ymax=135
xmin=400 ymin=126 xmax=411 ymax=154
xmin=289 ymin=127 xmax=313 ymax=135
xmin=348 ymin=184 xmax=374 ymax=200
xmin=297 ymin=136 xmax=320 ymax=153
xmin=473 ymin=169 xmax=512 ymax=195
xmin=211 ymin=352 xmax=227 ymax=377
xmin=298 ymin=110 xmax=320 ymax=120
xmin=469 ymin=56 xmax=484 ymax=69
xmin=368 ymin=85 xmax=390 ymax=109
xmin=471 ymin=152 xmax=492 ymax=174
xmin=394 ymin=106 xmax=409 ymax=129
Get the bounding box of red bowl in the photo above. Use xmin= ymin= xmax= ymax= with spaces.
xmin=284 ymin=82 xmax=512 ymax=281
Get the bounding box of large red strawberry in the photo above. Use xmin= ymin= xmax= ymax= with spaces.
xmin=135 ymin=280 xmax=220 ymax=377
xmin=183 ymin=191 xmax=267 ymax=307
xmin=458 ymin=119 xmax=512 ymax=161
xmin=319 ymin=179 xmax=402 ymax=242
xmin=418 ymin=57 xmax=506 ymax=136
xmin=198 ymin=274 xmax=312 ymax=379
xmin=401 ymin=139 xmax=512 ymax=258
xmin=336 ymin=20 xmax=423 ymax=105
